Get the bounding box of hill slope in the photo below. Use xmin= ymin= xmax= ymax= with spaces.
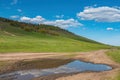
xmin=0 ymin=17 xmax=111 ymax=53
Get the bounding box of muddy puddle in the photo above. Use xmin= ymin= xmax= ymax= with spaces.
xmin=0 ymin=59 xmax=112 ymax=80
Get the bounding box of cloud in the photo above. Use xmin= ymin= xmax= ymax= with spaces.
xmin=20 ymin=16 xmax=83 ymax=28
xmin=11 ymin=0 xmax=18 ymax=5
xmin=77 ymin=6 xmax=120 ymax=22
xmin=106 ymin=28 xmax=114 ymax=31
xmin=10 ymin=15 xmax=19 ymax=19
xmin=17 ymin=9 xmax=22 ymax=12
xmin=20 ymin=16 xmax=45 ymax=24
xmin=55 ymin=15 xmax=64 ymax=18
xmin=43 ymin=19 xmax=82 ymax=28
xmin=20 ymin=16 xmax=31 ymax=22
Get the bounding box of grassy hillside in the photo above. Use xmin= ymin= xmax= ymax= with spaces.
xmin=0 ymin=17 xmax=111 ymax=53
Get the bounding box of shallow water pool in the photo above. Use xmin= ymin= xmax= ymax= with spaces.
xmin=0 ymin=60 xmax=112 ymax=80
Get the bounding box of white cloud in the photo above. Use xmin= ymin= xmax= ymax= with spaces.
xmin=17 ymin=9 xmax=22 ymax=12
xmin=20 ymin=16 xmax=31 ymax=22
xmin=10 ymin=15 xmax=19 ymax=19
xmin=77 ymin=6 xmax=120 ymax=22
xmin=20 ymin=16 xmax=83 ymax=28
xmin=106 ymin=28 xmax=114 ymax=31
xmin=43 ymin=18 xmax=82 ymax=28
xmin=55 ymin=15 xmax=64 ymax=18
xmin=11 ymin=0 xmax=18 ymax=5
xmin=20 ymin=16 xmax=45 ymax=24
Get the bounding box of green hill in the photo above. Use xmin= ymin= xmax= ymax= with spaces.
xmin=0 ymin=17 xmax=111 ymax=53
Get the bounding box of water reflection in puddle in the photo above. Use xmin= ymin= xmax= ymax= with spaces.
xmin=0 ymin=60 xmax=112 ymax=80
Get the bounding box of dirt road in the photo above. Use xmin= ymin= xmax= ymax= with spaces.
xmin=0 ymin=50 xmax=120 ymax=80
xmin=0 ymin=53 xmax=68 ymax=61
xmin=56 ymin=50 xmax=120 ymax=80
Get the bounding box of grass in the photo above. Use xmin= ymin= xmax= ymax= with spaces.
xmin=116 ymin=73 xmax=120 ymax=80
xmin=0 ymin=32 xmax=111 ymax=53
xmin=107 ymin=49 xmax=120 ymax=80
xmin=107 ymin=49 xmax=120 ymax=63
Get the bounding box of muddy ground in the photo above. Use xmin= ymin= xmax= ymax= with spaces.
xmin=0 ymin=50 xmax=120 ymax=80
xmin=34 ymin=50 xmax=120 ymax=80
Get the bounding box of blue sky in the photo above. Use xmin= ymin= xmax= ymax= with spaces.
xmin=0 ymin=0 xmax=120 ymax=46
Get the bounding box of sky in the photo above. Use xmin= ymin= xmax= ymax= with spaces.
xmin=0 ymin=0 xmax=120 ymax=46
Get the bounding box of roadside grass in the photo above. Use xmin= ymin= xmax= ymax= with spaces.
xmin=116 ymin=73 xmax=120 ymax=80
xmin=107 ymin=49 xmax=120 ymax=63
xmin=107 ymin=48 xmax=120 ymax=80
